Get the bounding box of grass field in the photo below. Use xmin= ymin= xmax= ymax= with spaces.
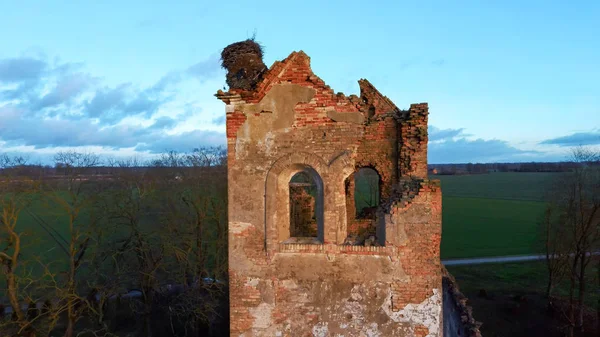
xmin=2 ymin=192 xmax=73 ymax=267
xmin=0 ymin=181 xmax=227 ymax=297
xmin=447 ymin=261 xmax=599 ymax=337
xmin=447 ymin=261 xmax=598 ymax=308
xmin=6 ymin=172 xmax=563 ymax=265
xmin=432 ymin=172 xmax=561 ymax=202
xmin=432 ymin=172 xmax=563 ymax=259
xmin=354 ymin=171 xmax=558 ymax=258
xmin=441 ymin=197 xmax=547 ymax=258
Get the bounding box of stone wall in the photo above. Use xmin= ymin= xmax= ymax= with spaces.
xmin=217 ymin=46 xmax=442 ymax=336
xmin=442 ymin=267 xmax=483 ymax=337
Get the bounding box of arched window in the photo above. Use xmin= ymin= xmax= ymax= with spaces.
xmin=345 ymin=167 xmax=381 ymax=246
xmin=286 ymin=167 xmax=324 ymax=243
xmin=354 ymin=167 xmax=380 ymax=218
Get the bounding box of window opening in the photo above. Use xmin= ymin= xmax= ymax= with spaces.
xmin=345 ymin=167 xmax=381 ymax=246
xmin=287 ymin=169 xmax=323 ymax=243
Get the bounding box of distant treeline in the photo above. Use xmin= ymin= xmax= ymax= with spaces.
xmin=0 ymin=147 xmax=227 ymax=178
xmin=0 ymin=165 xmax=226 ymax=180
xmin=428 ymin=161 xmax=598 ymax=175
xmin=2 ymin=160 xmax=594 ymax=178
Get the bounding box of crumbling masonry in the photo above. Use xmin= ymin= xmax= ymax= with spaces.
xmin=217 ymin=41 xmax=443 ymax=337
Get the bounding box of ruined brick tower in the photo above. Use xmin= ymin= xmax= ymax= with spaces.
xmin=216 ymin=40 xmax=443 ymax=337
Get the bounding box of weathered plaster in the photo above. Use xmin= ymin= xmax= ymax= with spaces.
xmin=230 ymin=221 xmax=253 ymax=234
xmin=218 ymin=47 xmax=442 ymax=337
xmin=235 ymin=84 xmax=316 ymax=160
xmin=383 ymin=289 xmax=442 ymax=337
xmin=249 ymin=303 xmax=274 ymax=329
xmin=327 ymin=110 xmax=365 ymax=124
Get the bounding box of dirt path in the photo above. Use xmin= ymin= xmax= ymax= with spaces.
xmin=443 ymin=252 xmax=600 ymax=266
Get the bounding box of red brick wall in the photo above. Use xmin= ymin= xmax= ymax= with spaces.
xmin=218 ymin=49 xmax=441 ymax=336
xmin=400 ymin=103 xmax=429 ymax=178
xmin=392 ymin=181 xmax=443 ymax=310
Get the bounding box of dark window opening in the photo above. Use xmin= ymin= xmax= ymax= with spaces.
xmin=344 ymin=167 xmax=381 ymax=246
xmin=287 ymin=169 xmax=323 ymax=243
xmin=354 ymin=167 xmax=380 ymax=219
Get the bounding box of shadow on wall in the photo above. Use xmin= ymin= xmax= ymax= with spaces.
xmin=442 ymin=267 xmax=483 ymax=337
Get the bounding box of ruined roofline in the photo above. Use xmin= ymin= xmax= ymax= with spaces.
xmin=357 ymin=78 xmax=402 ymax=115
xmin=215 ymin=50 xmax=312 ymax=99
xmin=215 ymin=48 xmax=428 ymax=120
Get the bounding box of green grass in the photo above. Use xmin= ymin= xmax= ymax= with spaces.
xmin=5 ymin=192 xmax=73 ymax=264
xmin=441 ymin=196 xmax=546 ymax=259
xmin=430 ymin=172 xmax=565 ymax=259
xmin=4 ymin=172 xmax=564 ymax=275
xmin=447 ymin=261 xmax=599 ymax=337
xmin=447 ymin=261 xmax=549 ymax=294
xmin=0 ymin=191 xmax=103 ymax=294
xmin=432 ymin=172 xmax=561 ymax=201
xmin=350 ymin=171 xmax=560 ymax=258
xmin=1 ymin=182 xmax=228 ymax=298
xmin=447 ymin=261 xmax=599 ymax=308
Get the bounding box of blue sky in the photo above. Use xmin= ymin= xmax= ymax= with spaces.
xmin=0 ymin=0 xmax=598 ymax=165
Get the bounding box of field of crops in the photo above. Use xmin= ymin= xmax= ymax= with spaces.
xmin=432 ymin=172 xmax=563 ymax=259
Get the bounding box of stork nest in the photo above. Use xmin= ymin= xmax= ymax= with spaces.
xmin=221 ymin=39 xmax=264 ymax=68
xmin=221 ymin=39 xmax=267 ymax=90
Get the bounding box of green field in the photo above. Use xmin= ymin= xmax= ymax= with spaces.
xmin=447 ymin=260 xmax=599 ymax=337
xmin=0 ymin=179 xmax=228 ymax=296
xmin=447 ymin=261 xmax=598 ymax=307
xmin=433 ymin=172 xmax=561 ymax=202
xmin=6 ymin=172 xmax=563 ymax=265
xmin=1 ymin=192 xmax=73 ymax=268
xmin=432 ymin=172 xmax=563 ymax=259
xmin=353 ymin=171 xmax=559 ymax=258
xmin=447 ymin=261 xmax=550 ymax=292
xmin=441 ymin=197 xmax=547 ymax=258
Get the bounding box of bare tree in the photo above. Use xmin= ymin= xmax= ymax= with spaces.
xmin=88 ymin=156 xmax=160 ymax=337
xmin=544 ymin=146 xmax=600 ymax=336
xmin=41 ymin=151 xmax=104 ymax=337
xmin=152 ymin=147 xmax=228 ymax=335
xmin=0 ymin=155 xmax=61 ymax=336
xmin=0 ymin=148 xmax=229 ymax=336
xmin=540 ymin=205 xmax=568 ymax=301
xmin=0 ymin=155 xmax=35 ymax=334
xmin=92 ymin=148 xmax=227 ymax=337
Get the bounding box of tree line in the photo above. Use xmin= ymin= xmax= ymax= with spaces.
xmin=0 ymin=147 xmax=228 ymax=337
xmin=430 ymin=161 xmax=590 ymax=175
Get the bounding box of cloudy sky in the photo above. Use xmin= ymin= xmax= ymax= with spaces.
xmin=0 ymin=0 xmax=598 ymax=165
